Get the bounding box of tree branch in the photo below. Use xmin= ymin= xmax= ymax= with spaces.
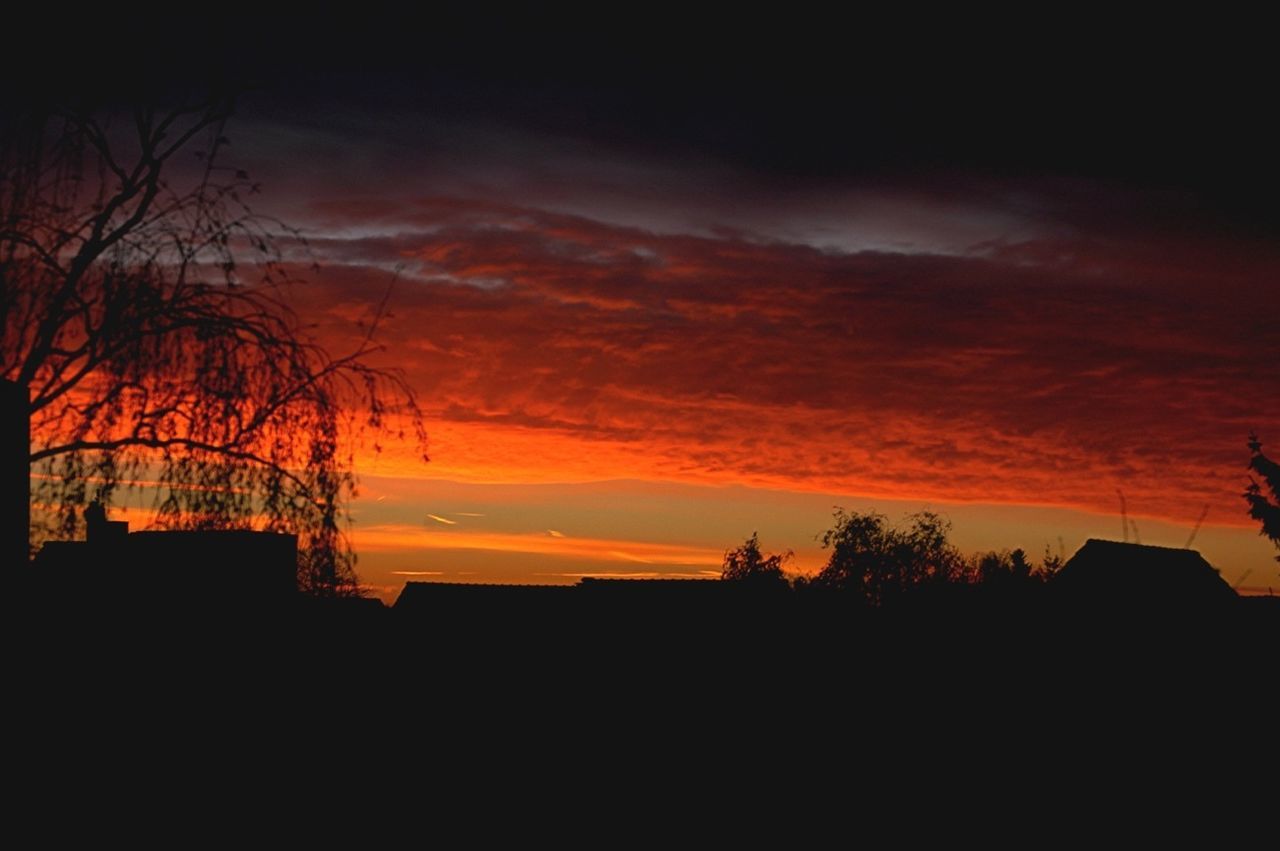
xmin=31 ymin=436 xmax=317 ymax=500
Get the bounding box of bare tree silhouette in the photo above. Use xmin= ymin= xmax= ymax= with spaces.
xmin=0 ymin=96 xmax=427 ymax=595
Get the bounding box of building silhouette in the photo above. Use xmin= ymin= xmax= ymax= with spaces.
xmin=1055 ymin=539 xmax=1237 ymax=608
xmin=35 ymin=502 xmax=298 ymax=609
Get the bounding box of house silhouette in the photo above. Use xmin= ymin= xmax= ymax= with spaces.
xmin=1055 ymin=539 xmax=1237 ymax=608
xmin=35 ymin=502 xmax=298 ymax=610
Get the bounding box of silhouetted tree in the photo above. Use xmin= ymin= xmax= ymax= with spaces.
xmin=1038 ymin=545 xmax=1065 ymax=582
xmin=720 ymin=532 xmax=791 ymax=588
xmin=971 ymin=546 xmax=1070 ymax=586
xmin=1245 ymin=432 xmax=1280 ymax=565
xmin=974 ymin=548 xmax=1032 ymax=585
xmin=1 ymin=97 xmax=426 ymax=594
xmin=815 ymin=509 xmax=965 ymax=605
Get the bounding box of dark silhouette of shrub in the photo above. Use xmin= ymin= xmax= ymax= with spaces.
xmin=815 ymin=509 xmax=966 ymax=605
xmin=720 ymin=532 xmax=791 ymax=588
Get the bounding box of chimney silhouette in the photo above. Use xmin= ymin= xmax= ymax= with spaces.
xmin=2 ymin=381 xmax=29 ymax=567
xmin=85 ymin=501 xmax=127 ymax=545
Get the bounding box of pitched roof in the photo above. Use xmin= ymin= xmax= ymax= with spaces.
xmin=1056 ymin=539 xmax=1237 ymax=604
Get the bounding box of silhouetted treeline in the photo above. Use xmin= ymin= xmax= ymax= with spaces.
xmin=719 ymin=509 xmax=1065 ymax=606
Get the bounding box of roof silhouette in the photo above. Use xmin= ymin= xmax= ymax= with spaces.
xmin=393 ymin=580 xmax=572 ymax=611
xmin=33 ymin=507 xmax=298 ymax=608
xmin=1056 ymin=538 xmax=1237 ymax=606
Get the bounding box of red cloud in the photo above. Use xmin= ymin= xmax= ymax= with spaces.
xmin=289 ymin=197 xmax=1280 ymax=525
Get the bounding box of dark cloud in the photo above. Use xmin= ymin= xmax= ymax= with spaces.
xmin=21 ymin=8 xmax=1270 ymax=235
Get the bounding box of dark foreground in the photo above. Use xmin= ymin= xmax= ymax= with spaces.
xmin=7 ymin=580 xmax=1275 ymax=700
xmin=3 ymin=581 xmax=1274 ymax=838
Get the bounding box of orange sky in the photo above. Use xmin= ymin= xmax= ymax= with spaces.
xmin=12 ymin=30 xmax=1280 ymax=610
xmin=58 ymin=89 xmax=1279 ymax=604
xmin=227 ymin=188 xmax=1277 ymax=604
xmin=334 ymin=467 xmax=1277 ymax=605
xmin=76 ymin=183 xmax=1279 ymax=603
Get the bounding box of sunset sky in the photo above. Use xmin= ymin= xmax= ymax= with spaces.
xmin=41 ymin=17 xmax=1280 ymax=599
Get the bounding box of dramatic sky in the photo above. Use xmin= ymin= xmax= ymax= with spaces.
xmin=42 ymin=16 xmax=1280 ymax=598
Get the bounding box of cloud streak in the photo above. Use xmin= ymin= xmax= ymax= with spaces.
xmin=353 ymin=524 xmax=724 ymax=567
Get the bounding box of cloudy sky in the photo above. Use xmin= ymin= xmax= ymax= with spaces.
xmin=39 ymin=15 xmax=1280 ymax=598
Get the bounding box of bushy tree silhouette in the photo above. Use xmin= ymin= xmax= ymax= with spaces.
xmin=815 ymin=509 xmax=965 ymax=605
xmin=1 ymin=97 xmax=426 ymax=594
xmin=1245 ymin=432 xmax=1280 ymax=566
xmin=720 ymin=532 xmax=791 ymax=588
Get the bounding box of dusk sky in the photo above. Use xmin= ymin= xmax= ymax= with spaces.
xmin=34 ymin=16 xmax=1280 ymax=599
